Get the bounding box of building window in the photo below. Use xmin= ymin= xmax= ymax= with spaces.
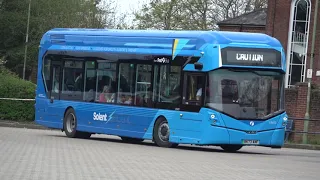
xmin=286 ymin=0 xmax=311 ymax=88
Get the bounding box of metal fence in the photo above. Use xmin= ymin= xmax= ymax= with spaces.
xmin=0 ymin=98 xmax=35 ymax=101
xmin=286 ymin=117 xmax=320 ymax=134
xmin=285 ymin=117 xmax=320 ymax=144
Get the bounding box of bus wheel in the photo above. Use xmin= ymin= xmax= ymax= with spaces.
xmin=63 ymin=108 xmax=91 ymax=139
xmin=120 ymin=137 xmax=144 ymax=143
xmin=153 ymin=117 xmax=178 ymax=148
xmin=220 ymin=145 xmax=243 ymax=152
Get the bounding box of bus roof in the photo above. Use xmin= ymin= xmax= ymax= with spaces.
xmin=41 ymin=28 xmax=283 ymax=48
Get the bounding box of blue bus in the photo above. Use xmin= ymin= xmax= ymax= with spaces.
xmin=35 ymin=28 xmax=288 ymax=152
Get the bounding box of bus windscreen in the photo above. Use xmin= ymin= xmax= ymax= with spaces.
xmin=205 ymin=69 xmax=284 ymax=120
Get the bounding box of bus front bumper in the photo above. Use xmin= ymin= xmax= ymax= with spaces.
xmin=199 ymin=125 xmax=285 ymax=147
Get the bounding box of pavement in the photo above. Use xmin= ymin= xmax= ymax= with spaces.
xmin=1 ymin=126 xmax=320 ymax=180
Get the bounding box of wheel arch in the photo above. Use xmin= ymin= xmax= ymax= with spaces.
xmin=62 ymin=106 xmax=74 ymax=130
xmin=152 ymin=115 xmax=167 ymax=140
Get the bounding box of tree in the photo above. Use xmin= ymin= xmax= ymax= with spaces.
xmin=133 ymin=0 xmax=268 ymax=31
xmin=0 ymin=0 xmax=32 ymax=77
xmin=0 ymin=0 xmax=117 ymax=80
xmin=244 ymin=0 xmax=268 ymax=13
xmin=133 ymin=0 xmax=184 ymax=30
xmin=180 ymin=0 xmax=214 ymax=30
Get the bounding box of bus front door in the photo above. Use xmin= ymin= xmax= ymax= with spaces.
xmin=46 ymin=60 xmax=63 ymax=127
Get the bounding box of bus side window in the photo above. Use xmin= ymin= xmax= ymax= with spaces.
xmin=60 ymin=60 xmax=84 ymax=101
xmin=43 ymin=57 xmax=51 ymax=97
xmin=135 ymin=64 xmax=152 ymax=107
xmin=96 ymin=62 xmax=117 ymax=103
xmin=83 ymin=61 xmax=96 ymax=102
xmin=183 ymin=74 xmax=205 ymax=106
xmin=118 ymin=63 xmax=135 ymax=105
xmin=52 ymin=67 xmax=60 ymax=94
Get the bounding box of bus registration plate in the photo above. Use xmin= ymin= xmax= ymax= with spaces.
xmin=242 ymin=140 xmax=259 ymax=145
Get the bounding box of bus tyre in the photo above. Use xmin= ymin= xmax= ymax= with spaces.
xmin=63 ymin=108 xmax=91 ymax=139
xmin=220 ymin=145 xmax=243 ymax=152
xmin=153 ymin=117 xmax=178 ymax=148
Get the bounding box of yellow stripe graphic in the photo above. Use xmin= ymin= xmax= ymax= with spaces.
xmin=172 ymin=39 xmax=179 ymax=59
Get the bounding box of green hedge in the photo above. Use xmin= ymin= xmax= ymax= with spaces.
xmin=0 ymin=66 xmax=36 ymax=121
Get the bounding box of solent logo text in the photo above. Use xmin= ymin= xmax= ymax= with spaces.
xmin=93 ymin=112 xmax=108 ymax=121
xmin=236 ymin=53 xmax=264 ymax=62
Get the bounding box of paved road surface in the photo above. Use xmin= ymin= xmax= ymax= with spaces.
xmin=0 ymin=127 xmax=319 ymax=180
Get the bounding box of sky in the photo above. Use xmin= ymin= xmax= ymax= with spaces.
xmin=114 ymin=0 xmax=150 ymax=24
xmin=115 ymin=0 xmax=146 ymax=13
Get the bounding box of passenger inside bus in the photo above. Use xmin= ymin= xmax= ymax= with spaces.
xmin=74 ymin=72 xmax=83 ymax=91
xmin=196 ymin=86 xmax=202 ymax=101
xmin=52 ymin=70 xmax=60 ymax=93
xmin=99 ymin=85 xmax=115 ymax=103
xmin=117 ymin=94 xmax=133 ymax=105
xmin=124 ymin=96 xmax=133 ymax=105
xmin=196 ymin=77 xmax=209 ymax=101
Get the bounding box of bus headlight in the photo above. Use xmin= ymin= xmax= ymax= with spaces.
xmin=282 ymin=117 xmax=288 ymax=126
xmin=209 ymin=114 xmax=218 ymax=125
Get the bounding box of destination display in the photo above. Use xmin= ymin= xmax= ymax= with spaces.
xmin=221 ymin=47 xmax=282 ymax=67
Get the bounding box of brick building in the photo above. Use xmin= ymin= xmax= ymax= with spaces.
xmin=217 ymin=8 xmax=267 ymax=34
xmin=218 ymin=0 xmax=320 ymax=88
xmin=218 ymin=0 xmax=320 ymax=143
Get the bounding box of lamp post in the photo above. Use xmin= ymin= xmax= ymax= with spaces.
xmin=303 ymin=0 xmax=319 ymax=144
xmin=23 ymin=0 xmax=31 ymax=80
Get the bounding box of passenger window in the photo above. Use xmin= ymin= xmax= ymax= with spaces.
xmin=96 ymin=61 xmax=116 ymax=103
xmin=118 ymin=63 xmax=135 ymax=105
xmin=135 ymin=64 xmax=152 ymax=107
xmin=42 ymin=57 xmax=51 ymax=94
xmin=183 ymin=74 xmax=205 ymax=105
xmin=153 ymin=65 xmax=181 ymax=105
xmin=169 ymin=66 xmax=181 ymax=102
xmin=83 ymin=61 xmax=96 ymax=102
xmin=51 ymin=65 xmax=61 ymax=100
xmin=61 ymin=60 xmax=84 ymax=101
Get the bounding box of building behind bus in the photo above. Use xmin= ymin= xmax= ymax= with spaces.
xmin=218 ymin=0 xmax=320 ymax=143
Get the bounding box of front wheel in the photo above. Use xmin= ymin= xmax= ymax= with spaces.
xmin=153 ymin=117 xmax=178 ymax=148
xmin=220 ymin=145 xmax=243 ymax=152
xmin=63 ymin=108 xmax=91 ymax=139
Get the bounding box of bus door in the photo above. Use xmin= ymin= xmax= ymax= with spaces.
xmin=182 ymin=73 xmax=206 ymax=106
xmin=179 ymin=73 xmax=206 ymax=131
xmin=47 ymin=60 xmax=62 ymax=124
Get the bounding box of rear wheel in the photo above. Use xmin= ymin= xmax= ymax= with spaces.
xmin=63 ymin=108 xmax=91 ymax=139
xmin=220 ymin=145 xmax=243 ymax=152
xmin=153 ymin=117 xmax=178 ymax=148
